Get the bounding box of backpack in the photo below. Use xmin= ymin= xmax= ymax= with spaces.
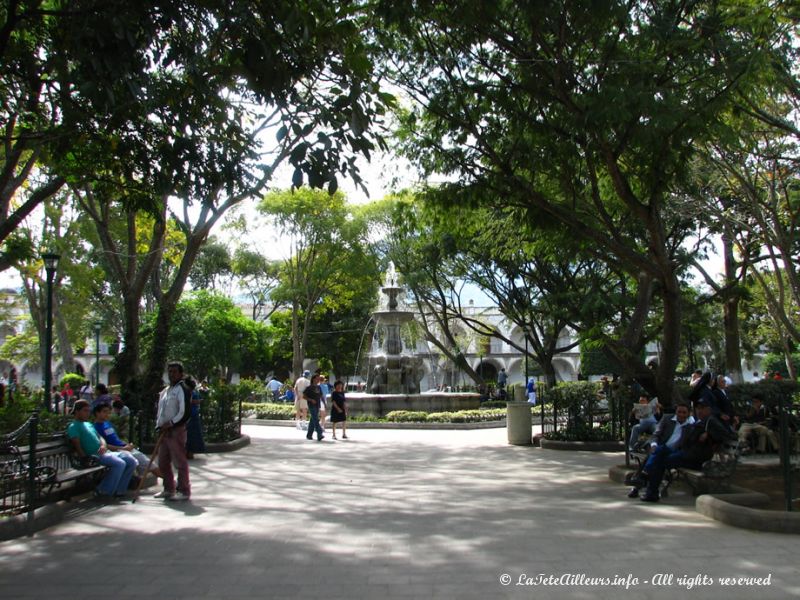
xmin=173 ymin=382 xmax=193 ymax=427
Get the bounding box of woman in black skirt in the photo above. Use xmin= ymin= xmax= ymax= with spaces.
xmin=330 ymin=380 xmax=348 ymax=440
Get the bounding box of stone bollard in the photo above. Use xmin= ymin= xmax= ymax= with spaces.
xmin=513 ymin=385 xmax=527 ymax=402
xmin=507 ymin=401 xmax=532 ymax=445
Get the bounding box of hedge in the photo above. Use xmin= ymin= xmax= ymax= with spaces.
xmin=385 ymin=409 xmax=506 ymax=423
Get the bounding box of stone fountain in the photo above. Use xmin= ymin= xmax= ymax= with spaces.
xmin=365 ymin=262 xmax=424 ymax=394
xmin=346 ymin=263 xmax=480 ymax=418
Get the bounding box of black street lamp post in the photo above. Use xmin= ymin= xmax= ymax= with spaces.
xmin=524 ymin=327 xmax=530 ymax=384
xmin=94 ymin=321 xmax=102 ymax=386
xmin=42 ymin=252 xmax=60 ymax=412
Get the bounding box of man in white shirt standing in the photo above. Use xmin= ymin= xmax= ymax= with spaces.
xmin=294 ymin=370 xmax=311 ymax=430
xmin=154 ymin=361 xmax=191 ymax=501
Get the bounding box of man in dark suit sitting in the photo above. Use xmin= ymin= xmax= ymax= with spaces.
xmin=627 ymin=402 xmax=694 ymax=498
xmin=638 ymin=397 xmax=737 ymax=503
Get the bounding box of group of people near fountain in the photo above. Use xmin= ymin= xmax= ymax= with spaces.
xmin=293 ymin=370 xmax=348 ymax=441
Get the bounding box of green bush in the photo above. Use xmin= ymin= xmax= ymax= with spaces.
xmin=761 ymin=353 xmax=800 ymax=379
xmin=481 ymin=400 xmax=507 ymax=408
xmin=386 ymin=410 xmax=430 ymax=422
xmin=544 ymin=423 xmax=617 ymax=442
xmin=724 ymin=380 xmax=800 ymax=412
xmin=386 ymin=409 xmax=506 ymax=423
xmin=59 ymin=372 xmax=85 ymax=390
xmin=235 ymin=378 xmax=268 ymax=401
xmin=203 ymin=381 xmax=257 ymax=442
xmin=246 ymin=402 xmax=294 ymax=420
xmin=0 ymin=391 xmax=72 ymax=441
xmin=549 ymin=381 xmax=601 ymax=412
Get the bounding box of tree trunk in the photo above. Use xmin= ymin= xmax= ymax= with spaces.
xmin=783 ymin=337 xmax=798 ymax=381
xmin=52 ymin=290 xmax=76 ymax=374
xmin=142 ymin=229 xmax=207 ymax=428
xmin=540 ymin=360 xmax=557 ymax=388
xmin=722 ymin=235 xmax=743 ymax=383
xmin=291 ymin=300 xmax=303 ymax=378
xmin=116 ymin=293 xmax=144 ymax=411
xmin=655 ymin=270 xmax=683 ymax=408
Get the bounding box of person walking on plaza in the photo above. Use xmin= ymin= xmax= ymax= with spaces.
xmin=304 ymin=373 xmax=325 ymax=441
xmin=294 ymin=370 xmax=311 ymax=430
xmin=68 ymin=399 xmax=137 ymax=500
xmin=319 ymin=373 xmax=330 ymax=432
xmin=526 ymin=377 xmax=537 ymax=405
xmin=154 ymin=361 xmax=192 ymax=501
xmin=330 ymin=380 xmax=348 ymax=440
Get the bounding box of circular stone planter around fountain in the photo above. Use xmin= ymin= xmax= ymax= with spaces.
xmin=345 ymin=392 xmax=480 ymax=418
xmin=539 ymin=438 xmax=625 ymax=452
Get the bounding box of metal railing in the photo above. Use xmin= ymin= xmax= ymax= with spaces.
xmin=1 ymin=412 xmax=42 ymax=519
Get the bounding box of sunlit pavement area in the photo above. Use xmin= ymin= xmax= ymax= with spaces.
xmin=0 ymin=424 xmax=797 ymax=600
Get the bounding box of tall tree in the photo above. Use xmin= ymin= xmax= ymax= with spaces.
xmin=189 ymin=237 xmax=233 ymax=292
xmin=231 ymin=248 xmax=284 ymax=322
xmin=54 ymin=1 xmax=391 ymax=414
xmin=260 ymin=188 xmax=373 ymax=378
xmin=377 ymin=0 xmax=790 ymax=403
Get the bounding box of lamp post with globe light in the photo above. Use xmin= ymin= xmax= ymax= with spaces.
xmin=42 ymin=252 xmax=60 ymax=412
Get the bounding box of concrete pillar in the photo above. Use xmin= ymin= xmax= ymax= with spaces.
xmin=507 ymin=401 xmax=532 ymax=445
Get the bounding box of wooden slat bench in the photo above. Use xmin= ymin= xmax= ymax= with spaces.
xmin=628 ymin=440 xmax=740 ymax=497
xmin=1 ymin=436 xmax=107 ymax=510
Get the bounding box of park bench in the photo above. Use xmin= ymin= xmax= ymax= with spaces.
xmin=1 ymin=435 xmax=107 ymax=513
xmin=629 ymin=440 xmax=741 ymax=497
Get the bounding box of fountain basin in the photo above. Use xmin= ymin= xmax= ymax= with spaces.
xmin=345 ymin=392 xmax=481 ymax=418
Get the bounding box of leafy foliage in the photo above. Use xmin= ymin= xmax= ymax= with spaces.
xmin=140 ymin=290 xmax=272 ymax=381
xmin=376 ymin=0 xmax=796 ymax=403
xmin=59 ymin=373 xmax=86 ymax=390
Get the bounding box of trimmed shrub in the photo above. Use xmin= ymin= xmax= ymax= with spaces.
xmin=549 ymin=381 xmax=602 ymax=412
xmin=247 ymin=402 xmax=294 ymax=420
xmin=761 ymin=353 xmax=800 ymax=379
xmin=724 ymin=380 xmax=800 ymax=412
xmin=386 ymin=409 xmax=506 ymax=423
xmin=386 ymin=411 xmax=430 ymax=422
xmin=544 ymin=423 xmax=617 ymax=442
xmin=481 ymin=400 xmax=507 ymax=408
xmin=59 ymin=373 xmax=86 ymax=390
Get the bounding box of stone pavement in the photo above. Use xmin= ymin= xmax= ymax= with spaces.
xmin=0 ymin=425 xmax=797 ymax=600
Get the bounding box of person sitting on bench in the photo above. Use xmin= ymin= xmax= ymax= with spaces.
xmin=628 ymin=392 xmax=660 ymax=452
xmin=627 ymin=402 xmax=694 ymax=498
xmin=68 ymin=400 xmax=138 ymax=500
xmin=737 ymin=396 xmax=778 ymax=453
xmin=637 ymin=397 xmax=736 ymax=503
xmin=92 ymin=403 xmax=160 ymax=479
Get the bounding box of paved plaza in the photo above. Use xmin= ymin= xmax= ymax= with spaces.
xmin=0 ymin=425 xmax=797 ymax=599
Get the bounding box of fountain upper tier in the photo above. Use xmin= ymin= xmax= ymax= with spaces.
xmin=365 ymin=262 xmax=423 ymax=394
